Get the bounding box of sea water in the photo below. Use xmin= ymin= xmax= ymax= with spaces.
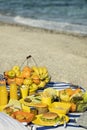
xmin=0 ymin=0 xmax=87 ymax=35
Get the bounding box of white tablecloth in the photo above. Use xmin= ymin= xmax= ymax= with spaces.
xmin=0 ymin=112 xmax=29 ymax=130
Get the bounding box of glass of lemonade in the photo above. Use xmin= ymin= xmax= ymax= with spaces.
xmin=0 ymin=83 xmax=8 ymax=106
xmin=20 ymin=85 xmax=29 ymax=98
xmin=10 ymin=83 xmax=18 ymax=100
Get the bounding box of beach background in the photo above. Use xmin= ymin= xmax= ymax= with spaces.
xmin=0 ymin=0 xmax=87 ymax=89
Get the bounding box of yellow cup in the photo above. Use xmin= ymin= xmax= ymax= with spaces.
xmin=41 ymin=96 xmax=52 ymax=106
xmin=10 ymin=83 xmax=18 ymax=100
xmin=0 ymin=85 xmax=8 ymax=106
xmin=20 ymin=85 xmax=28 ymax=98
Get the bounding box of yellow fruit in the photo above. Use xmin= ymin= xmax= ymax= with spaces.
xmin=42 ymin=67 xmax=48 ymax=74
xmin=12 ymin=65 xmax=20 ymax=73
xmin=45 ymin=76 xmax=51 ymax=83
xmin=8 ymin=70 xmax=16 ymax=79
xmin=38 ymin=81 xmax=46 ymax=88
xmin=29 ymin=83 xmax=38 ymax=92
xmin=31 ymin=66 xmax=39 ymax=75
xmin=16 ymin=71 xmax=22 ymax=78
xmin=23 ymin=78 xmax=33 ymax=85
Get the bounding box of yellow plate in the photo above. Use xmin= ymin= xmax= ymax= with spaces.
xmin=19 ymin=96 xmax=41 ymax=107
xmin=32 ymin=114 xmax=69 ymax=126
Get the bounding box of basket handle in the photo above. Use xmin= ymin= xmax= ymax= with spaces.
xmin=20 ymin=55 xmax=38 ymax=69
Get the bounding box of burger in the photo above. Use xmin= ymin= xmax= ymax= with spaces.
xmin=40 ymin=112 xmax=61 ymax=124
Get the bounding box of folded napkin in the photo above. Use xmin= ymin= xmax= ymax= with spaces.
xmin=0 ymin=112 xmax=29 ymax=130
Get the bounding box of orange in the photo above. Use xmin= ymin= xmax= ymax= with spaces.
xmin=65 ymin=88 xmax=74 ymax=96
xmin=70 ymin=103 xmax=77 ymax=112
xmin=21 ymin=70 xmax=31 ymax=79
xmin=22 ymin=66 xmax=32 ymax=72
xmin=7 ymin=78 xmax=16 ymax=85
xmin=32 ymin=75 xmax=40 ymax=85
xmin=73 ymin=88 xmax=82 ymax=95
xmin=15 ymin=77 xmax=24 ymax=86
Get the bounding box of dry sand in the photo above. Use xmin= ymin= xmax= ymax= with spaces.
xmin=0 ymin=22 xmax=87 ymax=89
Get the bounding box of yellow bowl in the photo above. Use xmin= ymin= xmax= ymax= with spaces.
xmin=41 ymin=96 xmax=52 ymax=106
xmin=49 ymin=102 xmax=71 ymax=114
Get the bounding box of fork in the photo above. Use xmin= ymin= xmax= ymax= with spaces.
xmin=54 ymin=121 xmax=60 ymax=127
xmin=62 ymin=116 xmax=67 ymax=128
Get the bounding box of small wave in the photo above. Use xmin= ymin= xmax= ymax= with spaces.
xmin=0 ymin=14 xmax=87 ymax=36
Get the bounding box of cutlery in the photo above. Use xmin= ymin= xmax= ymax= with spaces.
xmin=62 ymin=116 xmax=67 ymax=128
xmin=54 ymin=121 xmax=60 ymax=127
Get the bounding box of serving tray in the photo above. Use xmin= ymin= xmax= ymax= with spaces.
xmin=36 ymin=82 xmax=86 ymax=129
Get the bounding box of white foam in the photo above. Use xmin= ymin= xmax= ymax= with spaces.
xmin=0 ymin=14 xmax=87 ymax=36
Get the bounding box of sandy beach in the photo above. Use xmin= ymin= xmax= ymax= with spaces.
xmin=0 ymin=22 xmax=87 ymax=89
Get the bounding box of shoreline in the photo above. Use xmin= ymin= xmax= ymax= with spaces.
xmin=0 ymin=20 xmax=87 ymax=37
xmin=0 ymin=22 xmax=87 ymax=89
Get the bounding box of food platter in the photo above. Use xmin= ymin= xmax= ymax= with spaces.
xmin=32 ymin=113 xmax=69 ymax=126
xmin=46 ymin=82 xmax=86 ymax=112
xmin=11 ymin=110 xmax=34 ymax=123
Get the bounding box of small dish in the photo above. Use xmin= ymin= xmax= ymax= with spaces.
xmin=49 ymin=102 xmax=71 ymax=115
xmin=11 ymin=111 xmax=34 ymax=123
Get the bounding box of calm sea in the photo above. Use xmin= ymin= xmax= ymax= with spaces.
xmin=0 ymin=0 xmax=87 ymax=35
